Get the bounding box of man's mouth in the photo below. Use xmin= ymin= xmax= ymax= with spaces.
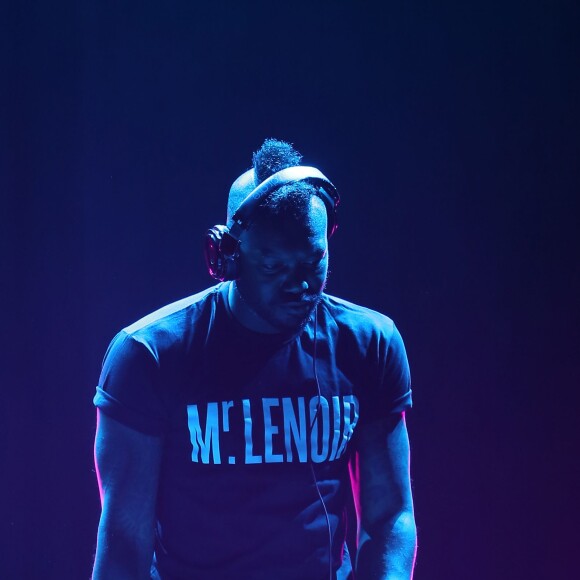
xmin=280 ymin=298 xmax=318 ymax=316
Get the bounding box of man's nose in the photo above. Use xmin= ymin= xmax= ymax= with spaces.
xmin=283 ymin=278 xmax=309 ymax=295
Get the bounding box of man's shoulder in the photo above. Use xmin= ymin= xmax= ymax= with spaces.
xmin=121 ymin=284 xmax=222 ymax=344
xmin=320 ymin=293 xmax=396 ymax=338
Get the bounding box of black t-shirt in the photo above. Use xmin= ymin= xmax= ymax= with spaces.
xmin=94 ymin=282 xmax=412 ymax=579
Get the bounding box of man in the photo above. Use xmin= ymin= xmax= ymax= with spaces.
xmin=92 ymin=139 xmax=416 ymax=579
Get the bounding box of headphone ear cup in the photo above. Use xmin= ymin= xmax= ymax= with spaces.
xmin=204 ymin=225 xmax=240 ymax=281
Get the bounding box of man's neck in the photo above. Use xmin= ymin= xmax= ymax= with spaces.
xmin=226 ymin=281 xmax=281 ymax=334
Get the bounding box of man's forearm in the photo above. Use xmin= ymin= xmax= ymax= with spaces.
xmin=355 ymin=510 xmax=417 ymax=580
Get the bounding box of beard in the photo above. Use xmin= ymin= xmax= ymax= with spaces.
xmin=235 ymin=279 xmax=326 ymax=333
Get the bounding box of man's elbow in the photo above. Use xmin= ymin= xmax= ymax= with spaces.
xmin=356 ymin=508 xmax=417 ymax=579
xmin=364 ymin=507 xmax=416 ymax=544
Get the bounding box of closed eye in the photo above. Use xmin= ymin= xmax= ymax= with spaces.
xmin=304 ymin=259 xmax=323 ymax=270
xmin=261 ymin=262 xmax=283 ymax=273
xmin=304 ymin=253 xmax=327 ymax=269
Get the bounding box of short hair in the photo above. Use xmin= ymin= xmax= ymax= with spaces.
xmin=254 ymin=139 xmax=321 ymax=227
xmin=252 ymin=138 xmax=303 ymax=183
xmin=228 ymin=138 xmax=321 ymax=228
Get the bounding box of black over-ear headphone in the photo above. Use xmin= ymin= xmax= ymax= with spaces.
xmin=204 ymin=165 xmax=340 ymax=281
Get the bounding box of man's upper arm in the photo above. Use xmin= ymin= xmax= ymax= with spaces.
xmin=93 ymin=409 xmax=164 ymax=577
xmin=350 ymin=412 xmax=416 ymax=578
xmin=351 ymin=412 xmax=414 ymax=533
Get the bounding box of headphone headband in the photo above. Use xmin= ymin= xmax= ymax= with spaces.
xmin=229 ymin=165 xmax=339 ymax=239
xmin=205 ymin=165 xmax=339 ymax=281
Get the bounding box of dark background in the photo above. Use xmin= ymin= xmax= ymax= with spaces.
xmin=2 ymin=1 xmax=579 ymax=578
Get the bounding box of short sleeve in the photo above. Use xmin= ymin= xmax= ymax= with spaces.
xmin=93 ymin=331 xmax=168 ymax=435
xmin=382 ymin=323 xmax=412 ymax=414
xmin=358 ymin=322 xmax=412 ymax=424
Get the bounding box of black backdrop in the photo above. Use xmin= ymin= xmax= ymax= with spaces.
xmin=2 ymin=1 xmax=579 ymax=578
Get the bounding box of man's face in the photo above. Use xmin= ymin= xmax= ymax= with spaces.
xmin=234 ymin=196 xmax=329 ymax=333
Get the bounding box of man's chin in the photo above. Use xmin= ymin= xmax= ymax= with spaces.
xmin=269 ymin=303 xmax=317 ymax=332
